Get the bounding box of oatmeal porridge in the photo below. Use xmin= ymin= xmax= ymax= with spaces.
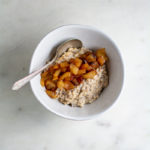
xmin=40 ymin=47 xmax=108 ymax=107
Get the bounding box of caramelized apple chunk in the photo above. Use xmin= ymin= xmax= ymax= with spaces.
xmin=80 ymin=63 xmax=89 ymax=70
xmin=64 ymin=81 xmax=75 ymax=90
xmin=57 ymin=80 xmax=64 ymax=89
xmin=41 ymin=71 xmax=48 ymax=78
xmin=60 ymin=61 xmax=69 ymax=68
xmin=46 ymin=90 xmax=57 ymax=98
xmin=82 ymin=70 xmax=97 ymax=79
xmin=53 ymin=69 xmax=61 ymax=80
xmin=70 ymin=63 xmax=79 ymax=75
xmin=97 ymin=56 xmax=105 ymax=66
xmin=73 ymin=58 xmax=82 ymax=67
xmin=49 ymin=66 xmax=54 ymax=74
xmin=41 ymin=70 xmax=52 ymax=82
xmin=77 ymin=69 xmax=86 ymax=75
xmin=80 ymin=63 xmax=92 ymax=71
xmin=40 ymin=78 xmax=45 ymax=86
xmin=53 ymin=64 xmax=60 ymax=70
xmin=96 ymin=48 xmax=108 ymax=61
xmin=90 ymin=61 xmax=99 ymax=69
xmin=95 ymin=48 xmax=106 ymax=57
xmin=59 ymin=72 xmax=71 ymax=80
xmin=45 ymin=79 xmax=56 ymax=90
xmin=86 ymin=54 xmax=96 ymax=63
xmin=61 ymin=67 xmax=67 ymax=72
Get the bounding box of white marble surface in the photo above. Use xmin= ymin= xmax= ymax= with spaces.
xmin=0 ymin=0 xmax=150 ymax=149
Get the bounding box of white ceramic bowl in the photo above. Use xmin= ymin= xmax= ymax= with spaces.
xmin=29 ymin=25 xmax=124 ymax=120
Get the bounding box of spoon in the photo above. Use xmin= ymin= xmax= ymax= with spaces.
xmin=12 ymin=39 xmax=82 ymax=90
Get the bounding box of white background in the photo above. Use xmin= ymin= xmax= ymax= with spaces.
xmin=0 ymin=0 xmax=150 ymax=149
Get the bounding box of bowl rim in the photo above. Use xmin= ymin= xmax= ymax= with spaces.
xmin=29 ymin=24 xmax=125 ymax=121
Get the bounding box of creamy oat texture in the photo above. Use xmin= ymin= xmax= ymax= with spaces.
xmin=55 ymin=47 xmax=108 ymax=107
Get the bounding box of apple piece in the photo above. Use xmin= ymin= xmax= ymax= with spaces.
xmin=40 ymin=78 xmax=45 ymax=86
xmin=96 ymin=48 xmax=108 ymax=61
xmin=95 ymin=48 xmax=106 ymax=57
xmin=80 ymin=63 xmax=89 ymax=70
xmin=53 ymin=69 xmax=61 ymax=80
xmin=77 ymin=69 xmax=86 ymax=75
xmin=46 ymin=90 xmax=57 ymax=98
xmin=45 ymin=79 xmax=56 ymax=90
xmin=59 ymin=72 xmax=71 ymax=80
xmin=57 ymin=80 xmax=64 ymax=89
xmin=61 ymin=67 xmax=67 ymax=72
xmin=85 ymin=54 xmax=96 ymax=63
xmin=49 ymin=66 xmax=54 ymax=74
xmin=60 ymin=61 xmax=69 ymax=68
xmin=53 ymin=64 xmax=60 ymax=70
xmin=82 ymin=70 xmax=97 ymax=79
xmin=73 ymin=58 xmax=82 ymax=67
xmin=97 ymin=56 xmax=105 ymax=66
xmin=64 ymin=80 xmax=75 ymax=90
xmin=41 ymin=71 xmax=48 ymax=78
xmin=70 ymin=64 xmax=79 ymax=75
xmin=90 ymin=61 xmax=99 ymax=69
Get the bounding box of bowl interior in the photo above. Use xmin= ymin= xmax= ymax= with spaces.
xmin=30 ymin=25 xmax=124 ymax=120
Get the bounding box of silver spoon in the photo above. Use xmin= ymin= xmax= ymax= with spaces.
xmin=12 ymin=39 xmax=82 ymax=90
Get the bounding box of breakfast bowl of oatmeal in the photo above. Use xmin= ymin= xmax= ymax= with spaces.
xmin=29 ymin=25 xmax=124 ymax=120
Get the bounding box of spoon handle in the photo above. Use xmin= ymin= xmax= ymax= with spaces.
xmin=12 ymin=60 xmax=54 ymax=90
